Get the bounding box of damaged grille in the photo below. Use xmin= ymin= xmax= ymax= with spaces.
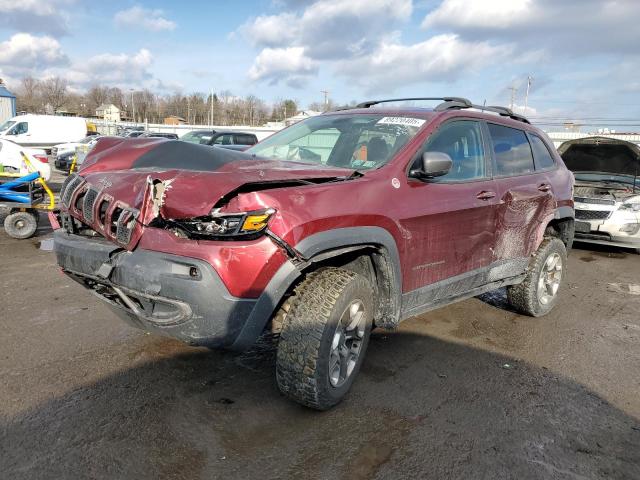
xmin=115 ymin=208 xmax=140 ymax=245
xmin=575 ymin=210 xmax=612 ymax=221
xmin=82 ymin=187 xmax=99 ymax=223
xmin=574 ymin=196 xmax=616 ymax=206
xmin=61 ymin=173 xmax=84 ymax=207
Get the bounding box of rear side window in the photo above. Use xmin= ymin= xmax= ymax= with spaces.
xmin=488 ymin=123 xmax=534 ymax=176
xmin=529 ymin=134 xmax=556 ymax=170
xmin=213 ymin=134 xmax=233 ymax=145
xmin=234 ymin=134 xmax=256 ymax=145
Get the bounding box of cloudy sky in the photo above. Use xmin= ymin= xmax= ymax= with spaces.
xmin=1 ymin=0 xmax=639 ymax=126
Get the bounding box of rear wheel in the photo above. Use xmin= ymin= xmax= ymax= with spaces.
xmin=507 ymin=237 xmax=567 ymax=317
xmin=276 ymin=267 xmax=374 ymax=410
xmin=4 ymin=210 xmax=39 ymax=239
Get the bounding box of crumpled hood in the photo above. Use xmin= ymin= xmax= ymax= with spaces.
xmin=76 ymin=137 xmax=353 ymax=220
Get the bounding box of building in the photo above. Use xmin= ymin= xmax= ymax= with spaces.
xmin=96 ymin=104 xmax=121 ymax=122
xmin=284 ymin=110 xmax=322 ymax=126
xmin=0 ymin=79 xmax=16 ymax=124
xmin=164 ymin=116 xmax=186 ymax=125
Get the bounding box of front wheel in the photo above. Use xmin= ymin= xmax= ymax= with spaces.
xmin=276 ymin=267 xmax=374 ymax=410
xmin=507 ymin=237 xmax=567 ymax=317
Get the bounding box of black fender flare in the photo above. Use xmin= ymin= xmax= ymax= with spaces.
xmin=230 ymin=226 xmax=403 ymax=350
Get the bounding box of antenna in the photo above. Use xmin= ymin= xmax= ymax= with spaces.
xmin=508 ymin=86 xmax=517 ymax=110
xmin=523 ymin=76 xmax=533 ymax=114
xmin=320 ymin=90 xmax=330 ymax=110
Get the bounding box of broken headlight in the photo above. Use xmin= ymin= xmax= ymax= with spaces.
xmin=169 ymin=208 xmax=276 ymax=239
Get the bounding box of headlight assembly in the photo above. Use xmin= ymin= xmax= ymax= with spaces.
xmin=168 ymin=208 xmax=276 ymax=239
xmin=620 ymin=202 xmax=640 ymax=212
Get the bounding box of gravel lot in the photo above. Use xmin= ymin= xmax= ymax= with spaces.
xmin=1 ymin=177 xmax=639 ymax=479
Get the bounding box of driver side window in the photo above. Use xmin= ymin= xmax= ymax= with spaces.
xmin=421 ymin=120 xmax=486 ymax=181
xmin=9 ymin=122 xmax=28 ymax=135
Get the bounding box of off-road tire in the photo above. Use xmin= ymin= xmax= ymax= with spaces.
xmin=4 ymin=211 xmax=39 ymax=239
xmin=276 ymin=267 xmax=374 ymax=410
xmin=507 ymin=237 xmax=567 ymax=317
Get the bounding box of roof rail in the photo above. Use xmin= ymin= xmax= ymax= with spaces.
xmin=350 ymin=96 xmax=530 ymax=124
xmin=437 ymin=101 xmax=531 ymax=124
xmin=356 ymin=97 xmax=472 ymax=109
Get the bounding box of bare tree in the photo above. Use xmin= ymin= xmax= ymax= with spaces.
xmin=86 ymin=85 xmax=109 ymax=111
xmin=16 ymin=76 xmax=42 ymax=113
xmin=41 ymin=77 xmax=68 ymax=113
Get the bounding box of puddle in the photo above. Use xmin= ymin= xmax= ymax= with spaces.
xmin=607 ymin=283 xmax=640 ymax=295
xmin=593 ymin=250 xmax=627 ymax=259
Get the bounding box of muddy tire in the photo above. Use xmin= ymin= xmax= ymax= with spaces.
xmin=276 ymin=267 xmax=374 ymax=410
xmin=4 ymin=211 xmax=39 ymax=239
xmin=507 ymin=237 xmax=567 ymax=317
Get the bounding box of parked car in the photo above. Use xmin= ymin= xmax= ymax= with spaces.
xmin=0 ymin=138 xmax=51 ymax=180
xmin=138 ymin=132 xmax=179 ymax=140
xmin=52 ymin=135 xmax=101 ymax=161
xmin=52 ymin=97 xmax=574 ymax=410
xmin=123 ymin=130 xmax=146 ymax=138
xmin=180 ymin=130 xmax=258 ymax=150
xmin=558 ymin=136 xmax=640 ymax=253
xmin=0 ymin=114 xmax=89 ymax=152
xmin=54 ymin=150 xmax=76 ymax=173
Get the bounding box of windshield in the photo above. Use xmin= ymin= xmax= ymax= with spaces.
xmin=245 ymin=114 xmax=427 ymax=170
xmin=0 ymin=120 xmax=15 ymax=134
xmin=181 ymin=131 xmax=213 ymax=144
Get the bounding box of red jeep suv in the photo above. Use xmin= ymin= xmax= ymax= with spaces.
xmin=53 ymin=97 xmax=575 ymax=410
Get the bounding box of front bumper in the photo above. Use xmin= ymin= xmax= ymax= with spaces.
xmin=54 ymin=230 xmax=284 ymax=349
xmin=574 ymin=209 xmax=640 ymax=250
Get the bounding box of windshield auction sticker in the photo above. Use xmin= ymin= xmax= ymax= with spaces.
xmin=377 ymin=117 xmax=426 ymax=127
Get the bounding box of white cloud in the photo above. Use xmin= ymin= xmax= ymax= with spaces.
xmin=339 ymin=34 xmax=512 ymax=92
xmin=0 ymin=0 xmax=76 ymax=36
xmin=422 ymin=0 xmax=640 ymax=55
xmin=0 ymin=33 xmax=69 ymax=77
xmin=243 ymin=0 xmax=412 ymax=84
xmin=114 ymin=6 xmax=176 ymax=32
xmin=66 ymin=49 xmax=155 ymax=87
xmin=422 ymin=0 xmax=534 ymax=29
xmin=248 ymin=47 xmax=317 ymax=87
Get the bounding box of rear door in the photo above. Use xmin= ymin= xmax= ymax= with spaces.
xmin=488 ymin=123 xmax=556 ymax=262
xmin=400 ymin=119 xmax=499 ymax=293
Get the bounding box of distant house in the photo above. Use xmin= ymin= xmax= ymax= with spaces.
xmin=285 ymin=110 xmax=321 ymax=126
xmin=164 ymin=116 xmax=186 ymax=125
xmin=96 ymin=104 xmax=121 ymax=122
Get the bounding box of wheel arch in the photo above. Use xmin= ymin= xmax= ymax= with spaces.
xmin=229 ymin=226 xmax=403 ymax=351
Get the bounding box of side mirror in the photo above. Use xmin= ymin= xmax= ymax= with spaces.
xmin=411 ymin=151 xmax=453 ymax=179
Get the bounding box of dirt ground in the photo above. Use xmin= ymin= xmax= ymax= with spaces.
xmin=1 ymin=180 xmax=639 ymax=479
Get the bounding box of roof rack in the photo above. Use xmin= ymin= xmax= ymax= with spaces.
xmin=354 ymin=96 xmax=530 ymax=124
xmin=356 ymin=97 xmax=472 ymax=109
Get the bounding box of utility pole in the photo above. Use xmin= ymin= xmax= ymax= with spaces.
xmin=130 ymin=89 xmax=136 ymax=124
xmin=508 ymin=86 xmax=517 ymax=110
xmin=210 ymin=88 xmax=214 ymax=126
xmin=523 ymin=76 xmax=533 ymax=114
xmin=320 ymin=90 xmax=329 ymax=110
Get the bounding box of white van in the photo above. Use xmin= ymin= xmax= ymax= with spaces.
xmin=0 ymin=114 xmax=89 ymax=152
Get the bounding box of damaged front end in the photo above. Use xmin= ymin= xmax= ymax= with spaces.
xmin=53 ymin=139 xmax=356 ymax=348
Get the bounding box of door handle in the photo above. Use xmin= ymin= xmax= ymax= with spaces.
xmin=476 ymin=190 xmax=496 ymax=200
xmin=538 ymin=183 xmax=551 ymax=192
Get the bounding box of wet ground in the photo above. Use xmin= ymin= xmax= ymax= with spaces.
xmin=1 ymin=182 xmax=639 ymax=478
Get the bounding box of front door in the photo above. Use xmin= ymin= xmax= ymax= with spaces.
xmin=399 ymin=120 xmax=499 ymax=295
